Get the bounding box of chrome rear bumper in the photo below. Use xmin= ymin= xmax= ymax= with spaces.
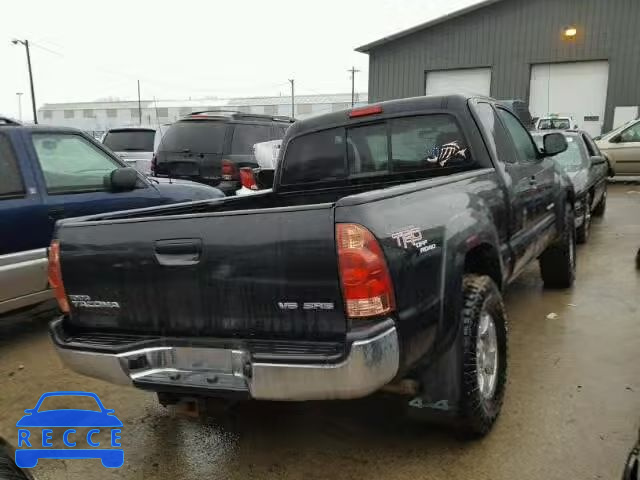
xmin=51 ymin=320 xmax=399 ymax=401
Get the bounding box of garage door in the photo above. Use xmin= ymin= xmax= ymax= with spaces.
xmin=529 ymin=61 xmax=609 ymax=137
xmin=425 ymin=68 xmax=492 ymax=97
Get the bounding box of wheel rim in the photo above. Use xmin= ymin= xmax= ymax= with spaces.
xmin=476 ymin=311 xmax=499 ymax=400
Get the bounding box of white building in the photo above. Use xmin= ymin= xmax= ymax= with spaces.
xmin=38 ymin=92 xmax=368 ymax=136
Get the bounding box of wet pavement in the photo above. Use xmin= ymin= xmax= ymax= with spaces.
xmin=1 ymin=183 xmax=638 ymax=480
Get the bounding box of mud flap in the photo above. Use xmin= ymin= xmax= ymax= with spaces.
xmin=406 ymin=331 xmax=463 ymax=422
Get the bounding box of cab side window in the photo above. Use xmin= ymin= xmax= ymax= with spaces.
xmin=497 ymin=108 xmax=539 ymax=163
xmin=0 ymin=134 xmax=25 ymax=199
xmin=474 ymin=103 xmax=518 ymax=165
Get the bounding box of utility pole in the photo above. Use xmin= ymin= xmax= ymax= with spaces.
xmin=289 ymin=79 xmax=295 ymax=118
xmin=137 ymin=80 xmax=142 ymax=126
xmin=16 ymin=93 xmax=23 ymax=121
xmin=12 ymin=39 xmax=38 ymax=123
xmin=348 ymin=67 xmax=360 ymax=107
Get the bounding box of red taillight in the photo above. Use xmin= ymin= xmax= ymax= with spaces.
xmin=336 ymin=223 xmax=395 ymax=318
xmin=239 ymin=167 xmax=258 ymax=190
xmin=48 ymin=241 xmax=69 ymax=313
xmin=221 ymin=159 xmax=238 ymax=181
xmin=349 ymin=105 xmax=383 ymax=118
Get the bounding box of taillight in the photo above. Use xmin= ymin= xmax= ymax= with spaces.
xmin=48 ymin=241 xmax=69 ymax=313
xmin=239 ymin=167 xmax=258 ymax=190
xmin=336 ymin=223 xmax=395 ymax=318
xmin=221 ymin=159 xmax=238 ymax=181
xmin=150 ymin=153 xmax=157 ymax=175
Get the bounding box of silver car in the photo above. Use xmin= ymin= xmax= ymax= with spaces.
xmin=102 ymin=127 xmax=156 ymax=175
xmin=596 ymin=119 xmax=640 ymax=176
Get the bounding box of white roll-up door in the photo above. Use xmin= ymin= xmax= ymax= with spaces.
xmin=425 ymin=68 xmax=492 ymax=97
xmin=529 ymin=61 xmax=609 ymax=137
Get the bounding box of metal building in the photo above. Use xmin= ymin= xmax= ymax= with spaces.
xmin=357 ymin=0 xmax=640 ymax=135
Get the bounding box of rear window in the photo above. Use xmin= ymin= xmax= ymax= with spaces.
xmin=282 ymin=128 xmax=346 ymax=184
xmin=538 ymin=118 xmax=570 ymax=130
xmin=103 ymin=130 xmax=155 ymax=152
xmin=159 ymin=121 xmax=228 ymax=153
xmin=231 ymin=124 xmax=284 ymax=154
xmin=280 ymin=114 xmax=474 ymax=185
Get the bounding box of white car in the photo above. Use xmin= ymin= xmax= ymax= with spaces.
xmin=535 ymin=116 xmax=577 ymax=131
xmin=102 ymin=127 xmax=156 ymax=175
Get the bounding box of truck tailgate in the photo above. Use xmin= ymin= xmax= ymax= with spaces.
xmin=58 ymin=204 xmax=346 ymax=340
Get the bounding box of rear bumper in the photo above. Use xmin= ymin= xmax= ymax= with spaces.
xmin=50 ymin=318 xmax=399 ymax=401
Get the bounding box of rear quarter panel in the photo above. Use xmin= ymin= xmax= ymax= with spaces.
xmin=335 ymin=169 xmax=507 ymax=372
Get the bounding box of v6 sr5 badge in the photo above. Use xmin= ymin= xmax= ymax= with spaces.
xmin=391 ymin=226 xmax=439 ymax=255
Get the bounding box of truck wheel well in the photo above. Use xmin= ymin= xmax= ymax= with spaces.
xmin=464 ymin=245 xmax=502 ymax=290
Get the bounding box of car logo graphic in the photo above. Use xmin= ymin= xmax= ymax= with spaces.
xmin=15 ymin=391 xmax=123 ymax=468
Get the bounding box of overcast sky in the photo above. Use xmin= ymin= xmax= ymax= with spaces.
xmin=1 ymin=0 xmax=479 ymax=121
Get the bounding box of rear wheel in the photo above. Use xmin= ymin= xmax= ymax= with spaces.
xmin=540 ymin=204 xmax=576 ymax=289
xmin=459 ymin=274 xmax=508 ymax=436
xmin=576 ymin=193 xmax=591 ymax=244
xmin=593 ymin=188 xmax=607 ymax=217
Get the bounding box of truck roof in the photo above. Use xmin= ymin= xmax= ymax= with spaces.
xmin=0 ymin=124 xmax=88 ymax=134
xmin=287 ymin=94 xmax=483 ymax=138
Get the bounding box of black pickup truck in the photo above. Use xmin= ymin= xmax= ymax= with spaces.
xmin=49 ymin=95 xmax=575 ymax=436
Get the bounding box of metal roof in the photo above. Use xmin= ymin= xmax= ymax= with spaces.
xmin=39 ymin=93 xmax=368 ymax=111
xmin=356 ymin=0 xmax=504 ymax=52
xmin=226 ymin=93 xmax=368 ymax=106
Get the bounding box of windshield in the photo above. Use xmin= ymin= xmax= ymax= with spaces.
xmin=538 ymin=118 xmax=571 ymax=130
xmin=533 ymin=134 xmax=585 ymax=171
xmin=159 ymin=121 xmax=227 ymax=153
xmin=103 ymin=130 xmax=155 ymax=152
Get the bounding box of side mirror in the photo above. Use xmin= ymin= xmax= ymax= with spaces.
xmin=610 ymin=134 xmax=621 ymax=144
xmin=543 ymin=132 xmax=568 ymax=156
xmin=590 ymin=155 xmax=606 ymax=166
xmin=104 ymin=167 xmax=138 ymax=192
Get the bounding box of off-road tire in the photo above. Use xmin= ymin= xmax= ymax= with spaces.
xmin=459 ymin=274 xmax=508 ymax=437
xmin=539 ymin=204 xmax=576 ymax=289
xmin=576 ymin=193 xmax=591 ymax=244
xmin=0 ymin=437 xmax=33 ymax=480
xmin=592 ymin=189 xmax=607 ymax=217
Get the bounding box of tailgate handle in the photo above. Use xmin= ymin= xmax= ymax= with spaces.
xmin=154 ymin=239 xmax=202 ymax=266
